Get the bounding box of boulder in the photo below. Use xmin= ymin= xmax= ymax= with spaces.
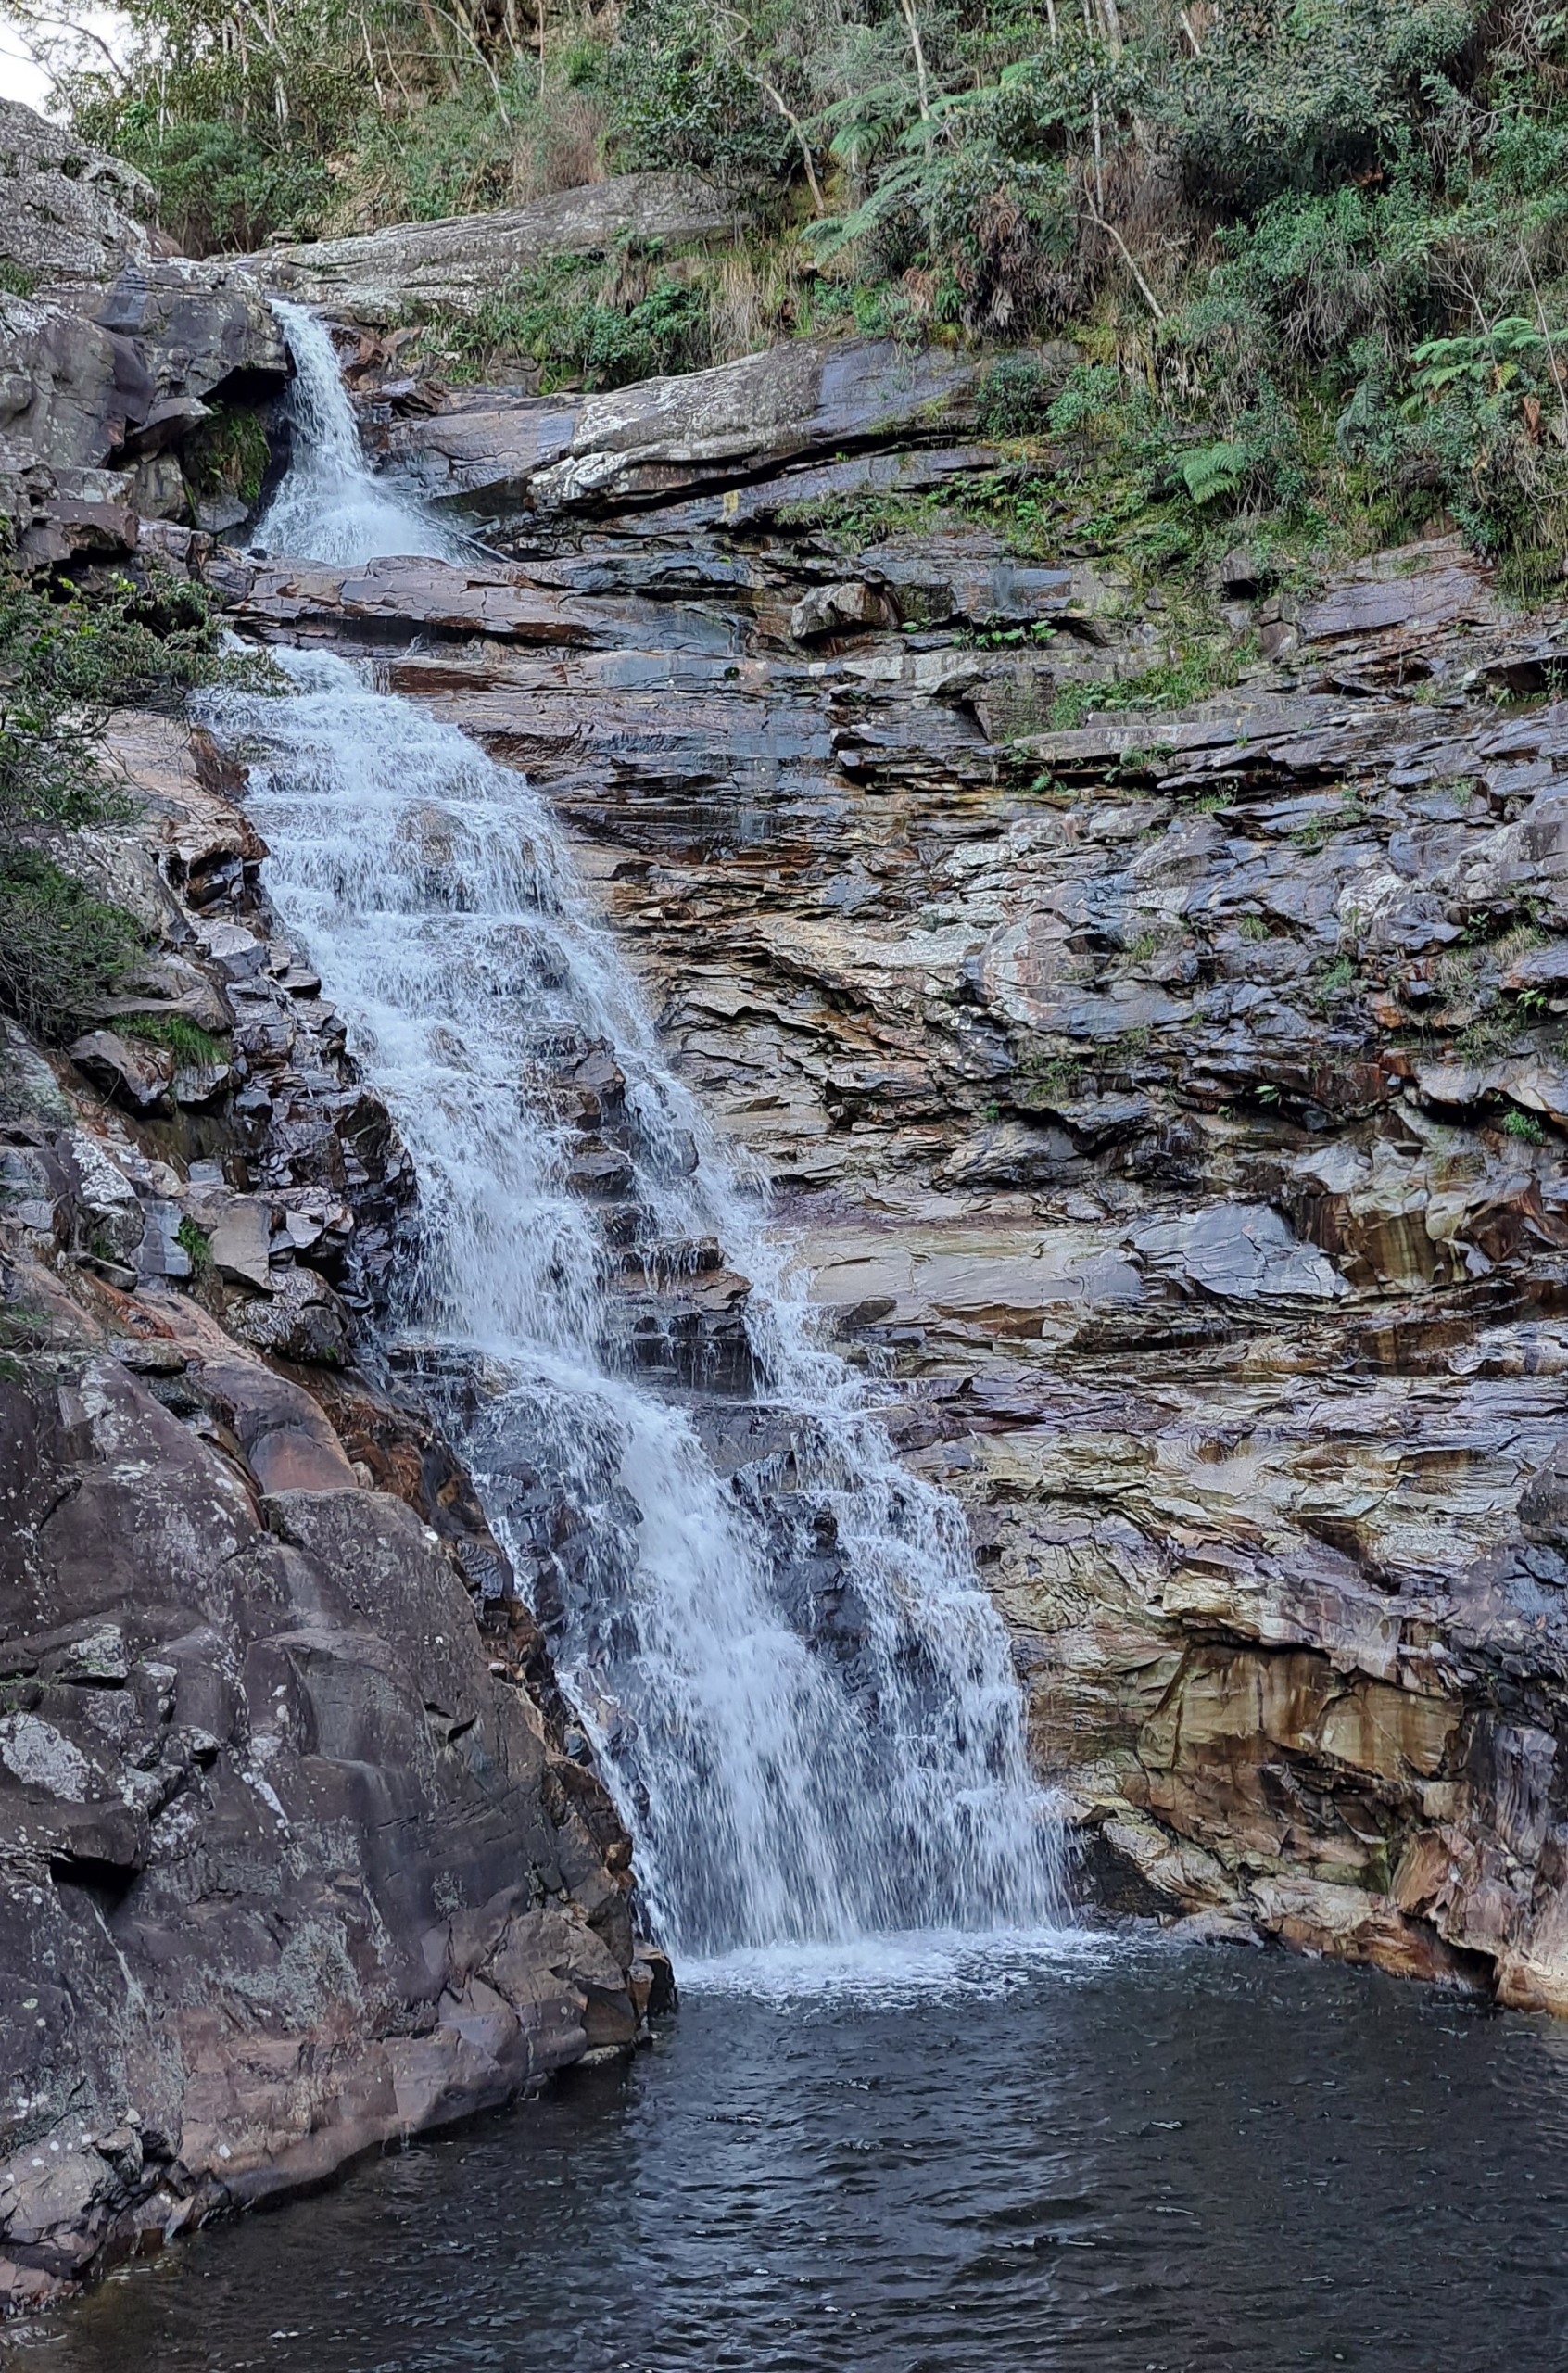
xmin=0 ymin=298 xmax=133 ymax=473
xmin=0 ymin=100 xmax=154 ymax=292
xmin=790 ymin=580 xmax=886 ymax=640
xmin=225 ymin=1263 xmax=352 ymax=1364
xmin=0 ymin=130 xmax=286 ymax=562
xmin=0 ymin=1334 xmax=639 ymax=2305
xmin=95 ymin=259 xmax=287 ymax=403
xmin=66 ymin=1028 xmax=173 ymax=1115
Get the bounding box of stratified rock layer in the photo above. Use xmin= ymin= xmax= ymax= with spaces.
xmin=249 ymin=171 xmax=748 ymax=323
xmin=222 ymin=337 xmax=1568 ymax=2013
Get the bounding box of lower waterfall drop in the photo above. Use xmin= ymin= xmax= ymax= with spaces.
xmin=215 ymin=303 xmax=1065 ymax=1966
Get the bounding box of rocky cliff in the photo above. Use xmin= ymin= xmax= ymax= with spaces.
xmin=10 ymin=99 xmax=1568 ymax=2309
xmin=218 ymin=324 xmax=1568 ymax=2014
xmin=0 ymin=99 xmax=308 ymax=565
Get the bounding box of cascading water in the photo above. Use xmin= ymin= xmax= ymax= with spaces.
xmin=253 ymin=301 xmax=463 ymax=565
xmin=215 ymin=305 xmax=1065 ymax=1965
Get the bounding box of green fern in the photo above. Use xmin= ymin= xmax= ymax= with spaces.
xmin=1179 ymin=443 xmax=1246 ymax=507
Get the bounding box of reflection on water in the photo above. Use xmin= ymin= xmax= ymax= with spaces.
xmin=19 ymin=1936 xmax=1568 ymax=2373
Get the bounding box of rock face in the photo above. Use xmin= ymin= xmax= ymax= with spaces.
xmin=0 ymin=105 xmax=288 ymax=562
xmin=251 ymin=171 xmax=748 ymax=324
xmin=0 ymin=99 xmax=155 ymax=289
xmin=372 ymin=333 xmax=997 ymax=514
xmin=219 ymin=347 xmax=1568 ymax=2015
xmin=0 ymin=714 xmax=652 ymax=2311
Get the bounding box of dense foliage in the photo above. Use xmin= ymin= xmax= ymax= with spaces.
xmin=0 ymin=573 xmax=248 ymax=1038
xmin=12 ymin=0 xmax=1568 ymax=578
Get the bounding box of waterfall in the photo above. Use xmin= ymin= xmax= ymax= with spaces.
xmin=217 ymin=308 xmax=1065 ymax=1967
xmin=254 ymin=301 xmax=462 ymax=565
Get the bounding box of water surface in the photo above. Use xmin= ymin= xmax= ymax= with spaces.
xmin=22 ymin=1935 xmax=1567 ymax=2373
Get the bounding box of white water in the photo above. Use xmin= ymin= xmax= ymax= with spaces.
xmin=253 ymin=301 xmax=462 ymax=565
xmin=215 ymin=313 xmax=1065 ymax=1961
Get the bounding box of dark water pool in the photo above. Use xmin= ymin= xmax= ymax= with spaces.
xmin=16 ymin=1934 xmax=1568 ymax=2373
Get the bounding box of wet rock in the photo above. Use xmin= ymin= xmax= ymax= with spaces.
xmin=0 ymin=1309 xmax=639 ymax=2307
xmin=307 ymin=457 xmax=1568 ymax=2011
xmin=206 ymin=551 xmax=605 ymax=647
xmin=1519 ymin=1440 xmax=1568 ymax=1553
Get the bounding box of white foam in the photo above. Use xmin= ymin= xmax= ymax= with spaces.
xmin=678 ymin=1925 xmax=1159 ymax=2009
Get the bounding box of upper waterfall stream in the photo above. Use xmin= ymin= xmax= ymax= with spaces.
xmin=218 ymin=310 xmax=1063 ymax=1968
xmin=254 ymin=302 xmax=464 ymax=566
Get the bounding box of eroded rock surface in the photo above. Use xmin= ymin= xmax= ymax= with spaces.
xmin=0 ymin=99 xmax=155 ymax=289
xmin=226 ymin=355 xmax=1568 ymax=2012
xmin=369 ymin=334 xmax=1004 ymax=514
xmin=0 ymin=103 xmax=288 ymax=563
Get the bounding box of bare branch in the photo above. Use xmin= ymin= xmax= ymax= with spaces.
xmin=1085 ymin=203 xmax=1166 ymax=321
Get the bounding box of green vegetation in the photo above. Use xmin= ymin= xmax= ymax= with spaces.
xmin=778 ymin=484 xmax=943 ymax=550
xmin=120 ymin=1011 xmax=228 ymax=1066
xmin=0 ymin=859 xmax=139 ymax=1042
xmin=1015 ymin=1049 xmax=1086 ymax=1103
xmin=1314 ymin=952 xmax=1359 ymax=1006
xmin=0 ymin=1305 xmax=46 ymax=1388
xmin=413 ymin=250 xmax=716 ymax=390
xmin=1046 ymin=627 xmax=1252 ymax=728
xmin=175 ymin=1214 xmax=213 ymax=1272
xmin=16 ymin=0 xmax=1568 ymax=586
xmin=1504 ymin=1107 xmax=1546 ymax=1143
xmin=0 ymin=572 xmax=258 ymax=1040
xmin=183 ymin=404 xmax=272 ymax=508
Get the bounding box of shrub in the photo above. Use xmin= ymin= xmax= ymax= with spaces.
xmin=1170 ymin=0 xmax=1483 ymax=216
xmin=420 ymin=255 xmax=714 ymax=389
xmin=979 ymin=352 xmax=1057 ymax=438
xmin=0 ymin=568 xmax=256 ymax=1042
xmin=176 ymin=1215 xmax=213 ymax=1273
xmin=0 ymin=855 xmax=139 ymax=1038
xmin=183 ymin=407 xmax=272 ymax=511
xmin=611 ymin=0 xmax=793 ymax=187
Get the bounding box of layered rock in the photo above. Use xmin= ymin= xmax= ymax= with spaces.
xmin=219 ymin=354 xmax=1568 ymax=2011
xmin=369 ymin=332 xmax=1003 ymax=515
xmin=250 ymin=171 xmax=747 ymax=324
